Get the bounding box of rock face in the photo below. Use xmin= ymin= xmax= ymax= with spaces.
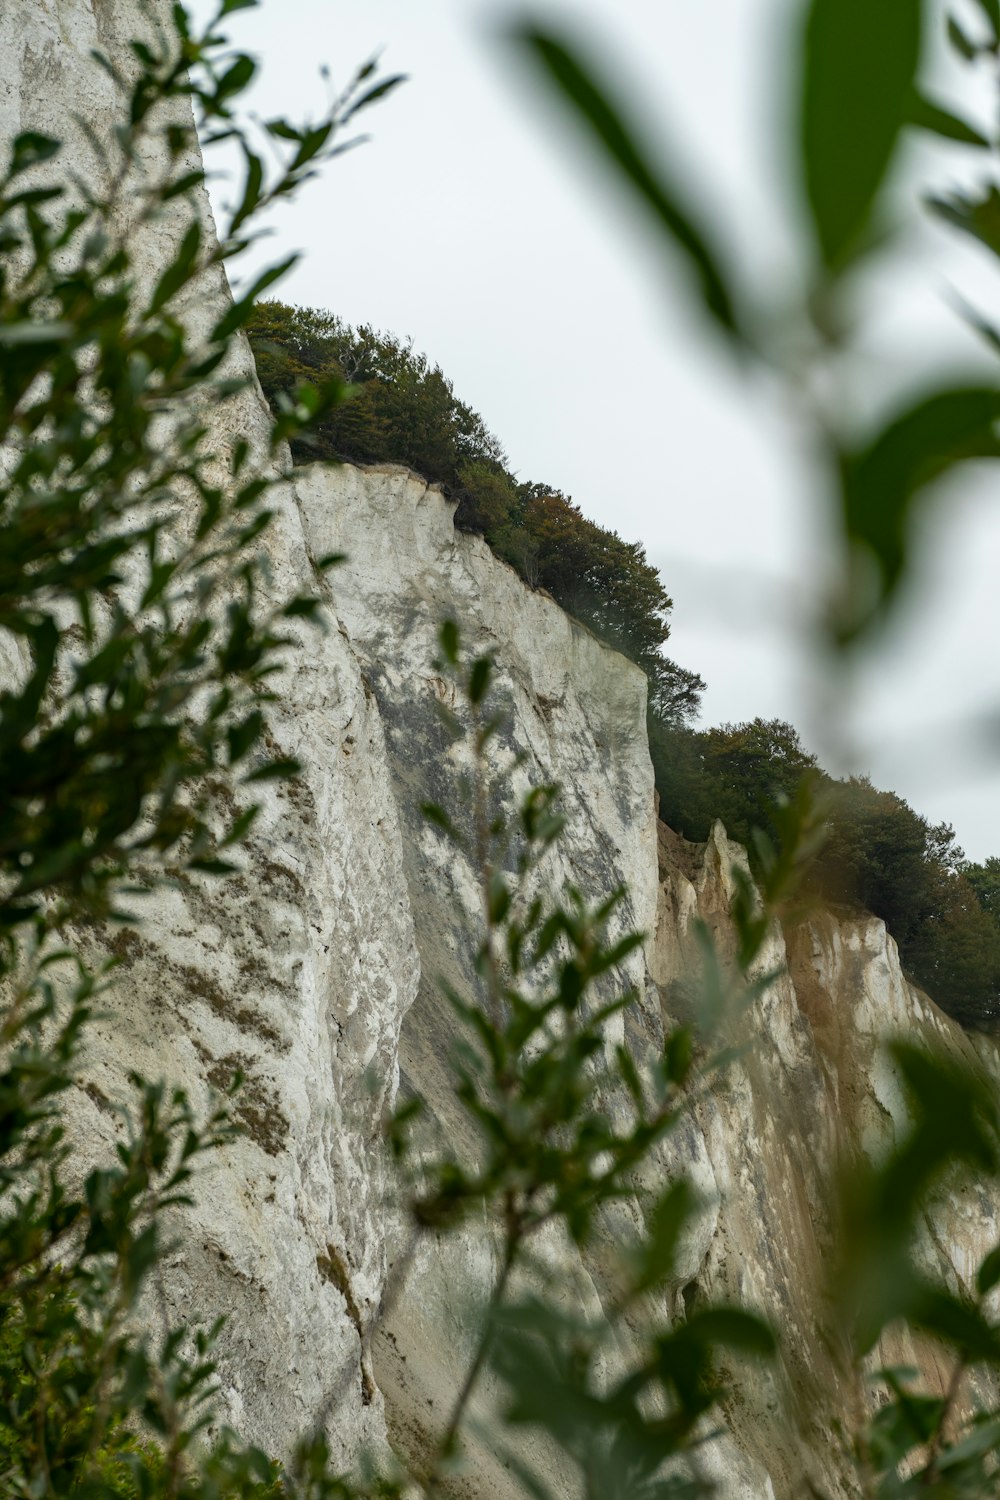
xmin=0 ymin=0 xmax=419 ymax=1468
xmin=4 ymin=6 xmax=1000 ymax=1497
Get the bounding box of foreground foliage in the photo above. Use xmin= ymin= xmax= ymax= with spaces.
xmin=0 ymin=0 xmax=396 ymax=1492
xmin=0 ymin=3 xmax=767 ymax=1495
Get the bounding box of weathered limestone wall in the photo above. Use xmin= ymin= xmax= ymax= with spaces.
xmin=294 ymin=458 xmax=1000 ymax=1498
xmin=650 ymin=822 xmax=1000 ymax=1497
xmin=0 ymin=0 xmax=419 ymax=1465
xmin=294 ymin=461 xmax=664 ymax=1498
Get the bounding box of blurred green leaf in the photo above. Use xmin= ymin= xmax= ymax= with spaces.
xmin=800 ymin=0 xmax=922 ymax=270
xmin=631 ymin=1180 xmax=699 ymax=1295
xmin=913 ymin=1285 xmax=1000 ymax=1362
xmin=929 ymin=183 xmax=1000 ymax=258
xmin=908 ymin=89 xmax=991 ymax=147
xmin=439 ymin=618 xmax=460 ymax=665
xmin=242 ymin=756 xmax=302 ymax=783
xmin=840 ymin=384 xmax=1000 ymax=637
xmin=978 ymin=1244 xmax=1000 ymax=1296
xmin=971 ymin=0 xmax=1000 ymax=42
xmin=468 ymin=654 xmax=492 ymax=705
xmin=512 ymin=23 xmax=744 ymax=343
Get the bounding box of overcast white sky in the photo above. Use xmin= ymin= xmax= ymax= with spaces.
xmin=199 ymin=0 xmax=1000 ymax=861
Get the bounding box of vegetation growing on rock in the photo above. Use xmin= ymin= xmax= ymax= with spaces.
xmin=247 ymin=301 xmax=705 ymax=731
xmin=249 ymin=304 xmax=1000 ymax=1033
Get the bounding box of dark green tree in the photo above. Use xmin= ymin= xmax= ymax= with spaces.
xmin=967 ymin=856 xmax=1000 ymax=923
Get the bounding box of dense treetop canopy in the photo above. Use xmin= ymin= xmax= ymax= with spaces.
xmin=652 ymin=716 xmax=1000 ymax=1029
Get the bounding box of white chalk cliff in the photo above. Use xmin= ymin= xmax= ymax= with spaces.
xmin=3 ymin=6 xmax=999 ymax=1497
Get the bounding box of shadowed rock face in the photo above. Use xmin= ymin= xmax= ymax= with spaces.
xmin=4 ymin=7 xmax=1000 ymax=1497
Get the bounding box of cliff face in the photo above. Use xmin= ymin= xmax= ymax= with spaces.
xmin=4 ymin=7 xmax=1000 ymax=1498
xmin=0 ymin=0 xmax=420 ymax=1467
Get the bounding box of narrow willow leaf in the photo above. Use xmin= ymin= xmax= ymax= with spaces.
xmin=342 ymin=74 xmax=408 ymax=124
xmin=148 ymin=221 xmax=201 ymax=315
xmin=929 ymin=184 xmax=1000 ymax=259
xmin=841 ymin=385 xmax=1000 ymax=636
xmin=908 ymin=89 xmax=991 ymax=148
xmin=971 ymin=0 xmax=1000 ymax=42
xmin=513 ymin=24 xmax=743 ymax=343
xmin=977 ymin=1244 xmax=1000 ymax=1296
xmin=801 ymin=0 xmax=922 ymax=270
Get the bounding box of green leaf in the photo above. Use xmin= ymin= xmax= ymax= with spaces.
xmin=421 ymin=801 xmax=459 ymax=840
xmin=949 ymin=14 xmax=982 ymax=59
xmin=664 ymin=1026 xmax=693 ymax=1087
xmin=161 ymin=169 xmax=207 ymax=202
xmin=977 ymin=1245 xmax=1000 ymax=1296
xmin=265 ymin=118 xmax=302 ymax=142
xmin=226 ymin=710 xmax=263 ymax=764
xmin=971 ymin=0 xmax=1000 ymax=43
xmin=148 ymin=220 xmax=201 ymax=315
xmin=488 ymin=870 xmax=511 ymax=923
xmin=684 ymin=1306 xmax=776 ymax=1357
xmin=907 ymin=89 xmax=990 ymax=148
xmin=215 ymin=54 xmax=257 ymax=102
xmin=282 ymin=595 xmax=322 ymax=620
xmin=211 ymin=256 xmax=297 ymax=341
xmin=342 ymin=74 xmax=408 ymax=124
xmin=220 ymin=805 xmax=260 ymax=848
xmin=513 ymin=25 xmax=743 ymax=343
xmin=242 ymin=756 xmax=302 ymax=783
xmin=632 ymin=1181 xmax=699 ymax=1294
xmin=187 ymin=858 xmax=241 ymax=876
xmin=468 ymin=654 xmax=492 ymax=705
xmin=841 ymin=385 xmax=1000 ymax=635
xmin=9 ymin=130 xmax=60 ymax=178
xmin=228 ymin=148 xmax=263 ymax=238
xmin=928 ymin=184 xmax=1000 ymax=259
xmin=937 ymin=1414 xmax=1000 ymax=1469
xmin=800 ymin=0 xmax=922 ymax=270
xmin=913 ymin=1285 xmax=1000 ymax=1362
xmin=439 ymin=618 xmax=460 ymax=665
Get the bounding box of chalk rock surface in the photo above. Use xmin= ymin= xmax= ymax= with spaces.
xmin=0 ymin=0 xmax=419 ymax=1467
xmin=3 ymin=5 xmax=1000 ymax=1498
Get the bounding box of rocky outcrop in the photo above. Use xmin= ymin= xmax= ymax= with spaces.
xmin=294 ymin=458 xmax=1000 ymax=1498
xmin=4 ymin=6 xmax=1000 ymax=1497
xmin=294 ymin=461 xmax=663 ymax=1497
